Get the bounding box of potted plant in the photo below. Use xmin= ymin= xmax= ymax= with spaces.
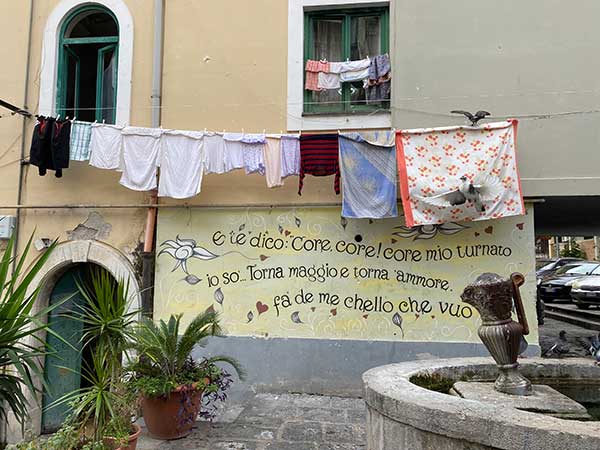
xmin=128 ymin=311 xmax=245 ymax=440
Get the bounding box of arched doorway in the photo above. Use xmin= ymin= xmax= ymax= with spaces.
xmin=5 ymin=240 xmax=142 ymax=441
xmin=40 ymin=263 xmax=117 ymax=433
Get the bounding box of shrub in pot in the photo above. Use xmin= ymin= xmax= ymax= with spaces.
xmin=128 ymin=311 xmax=245 ymax=440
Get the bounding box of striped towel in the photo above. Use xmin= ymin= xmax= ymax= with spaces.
xmin=298 ymin=134 xmax=340 ymax=195
xmin=339 ymin=131 xmax=397 ymax=219
xmin=69 ymin=120 xmax=92 ymax=161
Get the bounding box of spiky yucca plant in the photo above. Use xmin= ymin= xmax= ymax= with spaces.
xmin=0 ymin=234 xmax=58 ymax=429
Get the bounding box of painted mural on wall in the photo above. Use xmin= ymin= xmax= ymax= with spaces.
xmin=155 ymin=207 xmax=536 ymax=343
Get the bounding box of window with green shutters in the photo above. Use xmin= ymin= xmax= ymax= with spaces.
xmin=56 ymin=6 xmax=119 ymax=124
xmin=304 ymin=7 xmax=389 ymax=115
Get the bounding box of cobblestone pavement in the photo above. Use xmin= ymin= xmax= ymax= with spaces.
xmin=137 ymin=393 xmax=366 ymax=450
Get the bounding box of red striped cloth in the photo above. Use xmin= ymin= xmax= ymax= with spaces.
xmin=298 ymin=134 xmax=340 ymax=195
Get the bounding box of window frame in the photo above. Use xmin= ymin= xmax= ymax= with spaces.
xmin=56 ymin=5 xmax=120 ymax=123
xmin=303 ymin=6 xmax=389 ymax=115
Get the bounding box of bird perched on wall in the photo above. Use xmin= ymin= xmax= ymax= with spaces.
xmin=451 ymin=110 xmax=491 ymax=126
xmin=542 ymin=330 xmax=570 ymax=357
xmin=415 ymin=175 xmax=502 ymax=213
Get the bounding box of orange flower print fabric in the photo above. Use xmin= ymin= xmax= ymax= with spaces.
xmin=396 ymin=120 xmax=524 ymax=227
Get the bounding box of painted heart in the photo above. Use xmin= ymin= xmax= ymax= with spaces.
xmin=391 ymin=238 xmax=397 ymax=244
xmin=256 ymin=301 xmax=269 ymax=315
xmin=260 ymin=255 xmax=269 ymax=261
xmin=474 ymin=232 xmax=480 ymax=237
xmin=363 ymin=314 xmax=369 ymax=319
xmin=284 ymin=230 xmax=291 ymax=237
xmin=415 ymin=313 xmax=420 ymax=319
xmin=311 ymin=307 xmax=316 ymax=312
xmin=330 ymin=308 xmax=337 ymax=316
xmin=516 ymin=223 xmax=524 ymax=230
xmin=431 ymin=315 xmax=435 ymax=319
xmin=484 ymin=226 xmax=493 ymax=234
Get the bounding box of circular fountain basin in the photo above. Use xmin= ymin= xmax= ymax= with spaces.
xmin=363 ymin=357 xmax=600 ymax=450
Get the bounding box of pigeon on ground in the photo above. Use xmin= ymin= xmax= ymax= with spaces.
xmin=578 ymin=333 xmax=600 ymax=365
xmin=416 ymin=175 xmax=503 ymax=213
xmin=451 ymin=110 xmax=491 ymax=126
xmin=542 ymin=330 xmax=570 ymax=357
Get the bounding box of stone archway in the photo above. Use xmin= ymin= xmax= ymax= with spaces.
xmin=6 ymin=240 xmax=141 ymax=442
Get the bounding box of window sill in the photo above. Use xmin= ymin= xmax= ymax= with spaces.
xmin=290 ymin=109 xmax=391 ymax=131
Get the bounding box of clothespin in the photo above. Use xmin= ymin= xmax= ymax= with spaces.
xmin=65 ymin=116 xmax=69 ymax=121
xmin=72 ymin=116 xmax=77 ymax=122
xmin=56 ymin=114 xmax=61 ymax=120
xmin=93 ymin=119 xmax=97 ymax=124
xmin=263 ymin=129 xmax=266 ymax=135
xmin=102 ymin=118 xmax=106 ymax=124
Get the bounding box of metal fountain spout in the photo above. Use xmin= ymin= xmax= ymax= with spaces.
xmin=461 ymin=272 xmax=533 ymax=396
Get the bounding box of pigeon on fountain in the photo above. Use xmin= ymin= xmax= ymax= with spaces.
xmin=542 ymin=330 xmax=570 ymax=357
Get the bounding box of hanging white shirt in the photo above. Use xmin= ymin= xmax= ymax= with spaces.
xmin=158 ymin=130 xmax=205 ymax=199
xmin=204 ymin=132 xmax=227 ymax=174
xmin=340 ymin=67 xmax=370 ymax=82
xmin=89 ymin=123 xmax=124 ymax=170
xmin=119 ymin=126 xmax=161 ymax=191
xmin=317 ymin=72 xmax=341 ymax=90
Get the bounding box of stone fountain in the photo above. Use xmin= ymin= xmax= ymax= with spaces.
xmin=363 ymin=272 xmax=600 ymax=450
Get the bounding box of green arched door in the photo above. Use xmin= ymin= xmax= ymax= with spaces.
xmin=41 ymin=265 xmax=86 ymax=433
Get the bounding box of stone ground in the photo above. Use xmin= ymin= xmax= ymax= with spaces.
xmin=136 ymin=317 xmax=599 ymax=450
xmin=137 ymin=393 xmax=366 ymax=450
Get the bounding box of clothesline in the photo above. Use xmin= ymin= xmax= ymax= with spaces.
xmin=26 ymin=116 xmax=525 ymax=226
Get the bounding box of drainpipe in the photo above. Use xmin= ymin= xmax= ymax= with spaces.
xmin=141 ymin=0 xmax=164 ymax=317
xmin=10 ymin=0 xmax=35 ymax=278
xmin=2 ymin=3 xmax=34 ymax=444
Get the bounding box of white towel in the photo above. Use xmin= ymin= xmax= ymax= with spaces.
xmin=89 ymin=123 xmax=123 ymax=170
xmin=158 ymin=130 xmax=205 ymax=199
xmin=119 ymin=126 xmax=161 ymax=191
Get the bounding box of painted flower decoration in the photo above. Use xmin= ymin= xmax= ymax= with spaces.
xmin=159 ymin=235 xmax=219 ymax=273
xmin=392 ymin=222 xmax=469 ymax=241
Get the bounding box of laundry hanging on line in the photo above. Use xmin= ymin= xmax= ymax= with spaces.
xmin=305 ymin=56 xmax=390 ymax=93
xmin=29 ymin=116 xmax=70 ymax=177
xmin=339 ymin=131 xmax=397 ymax=219
xmin=396 ymin=120 xmax=525 ymax=227
xmin=29 ymin=116 xmax=526 ymax=227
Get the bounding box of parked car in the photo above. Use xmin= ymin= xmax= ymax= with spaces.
xmin=537 ymin=262 xmax=600 ymax=303
xmin=570 ymin=272 xmax=600 ymax=309
xmin=536 ymin=257 xmax=584 ymax=281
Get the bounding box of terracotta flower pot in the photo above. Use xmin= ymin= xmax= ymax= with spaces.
xmin=141 ymin=384 xmax=204 ymax=440
xmin=105 ymin=423 xmax=142 ymax=450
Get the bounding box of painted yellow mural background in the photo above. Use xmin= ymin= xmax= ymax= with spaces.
xmin=155 ymin=206 xmax=537 ymax=344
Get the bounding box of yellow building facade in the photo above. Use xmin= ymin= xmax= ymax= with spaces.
xmin=0 ymin=0 xmax=552 ymax=440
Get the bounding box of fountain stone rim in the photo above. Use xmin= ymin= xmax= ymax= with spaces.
xmin=363 ymin=357 xmax=600 ymax=450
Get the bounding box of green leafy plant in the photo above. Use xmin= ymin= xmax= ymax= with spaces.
xmin=128 ymin=311 xmax=245 ymax=416
xmin=560 ymin=239 xmax=586 ymax=259
xmin=0 ymin=234 xmax=60 ymax=429
xmin=75 ymin=268 xmax=136 ymax=380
